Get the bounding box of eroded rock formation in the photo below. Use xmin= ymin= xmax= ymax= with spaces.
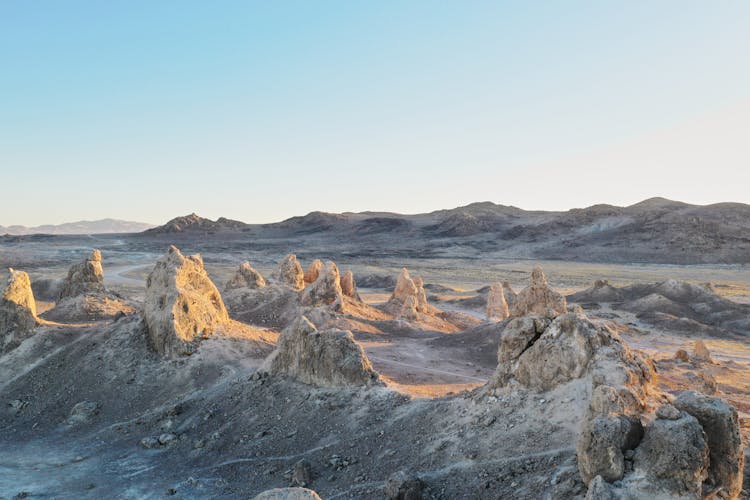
xmin=1 ymin=268 xmax=39 ymax=353
xmin=303 ymin=259 xmax=323 ymax=284
xmin=486 ymin=282 xmax=509 ymax=321
xmin=59 ymin=249 xmax=105 ymax=299
xmin=340 ymin=270 xmax=362 ymax=302
xmin=509 ymin=266 xmax=567 ymax=318
xmin=385 ymin=268 xmax=431 ymax=318
xmin=273 ymin=254 xmax=305 ymax=290
xmin=264 ymin=315 xmax=381 ymax=387
xmin=300 ymin=261 xmax=345 ymax=310
xmin=225 ymin=261 xmax=267 ymax=290
xmin=143 ymin=246 xmax=229 ymax=357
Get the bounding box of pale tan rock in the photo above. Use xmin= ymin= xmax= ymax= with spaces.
xmin=265 ymin=315 xmax=381 ymax=387
xmin=253 ymin=488 xmax=322 ymax=500
xmin=412 ymin=276 xmax=429 ymax=311
xmin=1 ymin=268 xmax=39 ymax=353
xmin=486 ymin=283 xmax=509 ymax=321
xmin=303 ymin=259 xmax=323 ymax=284
xmin=59 ymin=249 xmax=105 ymax=299
xmin=300 ymin=261 xmax=345 ymax=309
xmin=509 ymin=265 xmax=567 ymax=318
xmin=143 ymin=246 xmax=229 ymax=357
xmin=340 ymin=270 xmax=362 ymax=301
xmin=273 ymin=254 xmax=305 ymax=290
xmin=386 ymin=268 xmax=431 ymax=317
xmin=399 ymin=295 xmax=419 ymax=320
xmin=225 ymin=261 xmax=266 ymax=290
xmin=692 ymin=340 xmax=712 ymax=362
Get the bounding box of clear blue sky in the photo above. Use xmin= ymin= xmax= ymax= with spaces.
xmin=2 ymin=1 xmax=749 ymax=226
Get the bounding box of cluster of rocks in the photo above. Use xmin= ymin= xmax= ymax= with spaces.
xmin=385 ymin=268 xmax=432 ymax=319
xmin=485 ymin=266 xmax=744 ymax=498
xmin=0 ymin=268 xmax=40 ymax=353
xmin=58 ymin=249 xmax=105 ymax=299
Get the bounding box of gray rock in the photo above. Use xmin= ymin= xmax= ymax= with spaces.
xmin=59 ymin=249 xmax=105 ymax=299
xmin=225 ymin=261 xmax=266 ymax=290
xmin=273 ymin=254 xmax=305 ymax=290
xmin=655 ymin=403 xmax=681 ymax=420
xmin=67 ymin=401 xmax=100 ymax=424
xmin=291 ymin=459 xmax=313 ymax=487
xmin=584 ymin=475 xmax=614 ymax=500
xmin=252 ymin=487 xmax=322 ymax=500
xmin=577 ymin=415 xmax=643 ymax=483
xmin=1 ymin=268 xmax=39 ymax=354
xmin=384 ymin=470 xmax=423 ymax=500
xmin=673 ymin=391 xmax=744 ymax=498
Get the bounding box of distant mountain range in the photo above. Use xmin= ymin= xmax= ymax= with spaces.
xmin=0 ymin=219 xmax=154 ymax=235
xmin=139 ymin=198 xmax=750 ymax=264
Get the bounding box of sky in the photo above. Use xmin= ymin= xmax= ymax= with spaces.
xmin=1 ymin=1 xmax=749 ymax=226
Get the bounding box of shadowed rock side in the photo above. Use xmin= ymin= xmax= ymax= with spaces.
xmin=1 ymin=268 xmax=40 ymax=354
xmin=225 ymin=261 xmax=267 ymax=290
xmin=299 ymin=261 xmax=345 ymax=311
xmin=58 ymin=249 xmax=105 ymax=299
xmin=569 ymin=278 xmax=750 ymax=336
xmin=264 ymin=315 xmax=381 ymax=387
xmin=486 ymin=282 xmax=509 ymax=321
xmin=273 ymin=254 xmax=305 ymax=290
xmin=143 ymin=246 xmax=229 ymax=357
xmin=509 ymin=265 xmax=567 ymax=318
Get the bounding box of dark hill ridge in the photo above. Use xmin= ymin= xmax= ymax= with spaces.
xmin=138 ymin=198 xmax=750 ymax=264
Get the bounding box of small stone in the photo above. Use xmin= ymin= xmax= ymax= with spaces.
xmin=140 ymin=437 xmax=160 ymax=449
xmin=158 ymin=433 xmax=178 ymax=445
xmin=655 ymin=404 xmax=681 ymax=420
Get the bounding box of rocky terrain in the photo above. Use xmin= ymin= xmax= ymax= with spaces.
xmin=1 ymin=220 xmax=749 ymax=498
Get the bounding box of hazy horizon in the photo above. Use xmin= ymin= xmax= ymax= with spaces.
xmin=2 ymin=1 xmax=749 ymax=226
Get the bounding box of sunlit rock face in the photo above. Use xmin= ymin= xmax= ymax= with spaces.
xmin=303 ymin=259 xmax=323 ymax=285
xmin=58 ymin=249 xmax=105 ymax=299
xmin=264 ymin=315 xmax=381 ymax=387
xmin=300 ymin=261 xmax=345 ymax=309
xmin=340 ymin=270 xmax=362 ymax=302
xmin=385 ymin=268 xmax=431 ymax=318
xmin=225 ymin=261 xmax=267 ymax=290
xmin=143 ymin=246 xmax=229 ymax=357
xmin=273 ymin=254 xmax=305 ymax=290
xmin=509 ymin=265 xmax=567 ymax=318
xmin=1 ymin=268 xmax=39 ymax=354
xmin=486 ymin=282 xmax=509 ymax=321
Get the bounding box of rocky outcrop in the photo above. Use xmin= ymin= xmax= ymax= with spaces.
xmin=385 ymin=268 xmax=431 ymax=318
xmin=1 ymin=268 xmax=39 ymax=353
xmin=300 ymin=261 xmax=345 ymax=310
xmin=58 ymin=249 xmax=105 ymax=299
xmin=143 ymin=246 xmax=229 ymax=357
xmin=509 ymin=266 xmax=567 ymax=318
xmin=264 ymin=316 xmax=381 ymax=387
xmin=273 ymin=254 xmax=305 ymax=290
xmin=303 ymin=259 xmax=323 ymax=284
xmin=568 ymin=279 xmax=624 ymax=303
xmin=692 ymin=340 xmax=712 ymax=362
xmin=486 ymin=283 xmax=509 ymax=321
xmin=580 ymin=380 xmax=745 ymax=498
xmin=340 ymin=270 xmax=362 ymax=302
xmin=673 ymin=391 xmax=744 ymax=498
xmin=493 ymin=313 xmax=654 ymax=393
xmin=225 ymin=262 xmax=266 ymax=290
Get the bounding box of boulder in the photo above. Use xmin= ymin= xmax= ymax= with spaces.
xmin=673 ymin=391 xmax=744 ymax=498
xmin=1 ymin=268 xmax=39 ymax=353
xmin=674 ymin=349 xmax=690 ymax=362
xmin=577 ymin=414 xmax=643 ymax=483
xmin=632 ymin=412 xmax=709 ymax=496
xmin=509 ymin=266 xmax=567 ymax=318
xmin=253 ymin=488 xmax=322 ymax=500
xmin=340 ymin=270 xmax=362 ymax=302
xmin=486 ymin=283 xmax=509 ymax=321
xmin=303 ymin=259 xmax=323 ymax=284
xmin=300 ymin=261 xmax=345 ymax=310
xmin=265 ymin=316 xmax=381 ymax=387
xmin=225 ymin=262 xmax=266 ymax=290
xmin=58 ymin=249 xmax=105 ymax=299
xmin=384 ymin=470 xmax=423 ymax=499
xmin=143 ymin=246 xmax=229 ymax=357
xmin=273 ymin=254 xmax=305 ymax=290
xmin=584 ymin=476 xmax=614 ymax=500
